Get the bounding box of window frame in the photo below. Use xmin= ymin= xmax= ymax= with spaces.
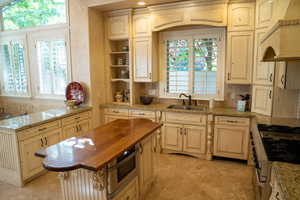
xmin=28 ymin=27 xmax=72 ymax=100
xmin=159 ymin=28 xmax=226 ymax=100
xmin=0 ymin=33 xmax=32 ymax=97
xmin=0 ymin=0 xmax=69 ymax=32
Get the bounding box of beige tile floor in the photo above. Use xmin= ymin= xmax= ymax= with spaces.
xmin=0 ymin=154 xmax=254 ymax=200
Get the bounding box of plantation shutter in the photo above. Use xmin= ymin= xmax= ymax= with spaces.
xmin=0 ymin=41 xmax=28 ymax=95
xmin=37 ymin=39 xmax=67 ymax=96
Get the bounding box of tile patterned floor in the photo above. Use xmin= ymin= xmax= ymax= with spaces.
xmin=0 ymin=154 xmax=254 ymax=200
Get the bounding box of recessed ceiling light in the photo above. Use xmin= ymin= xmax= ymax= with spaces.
xmin=137 ymin=1 xmax=146 ymax=6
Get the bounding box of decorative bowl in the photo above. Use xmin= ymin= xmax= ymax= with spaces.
xmin=140 ymin=96 xmax=154 ymax=105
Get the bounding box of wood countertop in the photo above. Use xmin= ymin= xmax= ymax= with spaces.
xmin=35 ymin=119 xmax=162 ymax=172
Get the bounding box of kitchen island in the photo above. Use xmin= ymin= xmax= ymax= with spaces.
xmin=36 ymin=118 xmax=162 ymax=200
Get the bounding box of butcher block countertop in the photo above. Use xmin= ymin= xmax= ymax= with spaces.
xmin=35 ymin=118 xmax=162 ymax=172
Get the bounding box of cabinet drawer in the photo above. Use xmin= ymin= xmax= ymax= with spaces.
xmin=129 ymin=110 xmax=156 ymax=118
xmin=18 ymin=120 xmax=61 ymax=141
xmin=215 ymin=116 xmax=249 ymax=126
xmin=112 ymin=177 xmax=138 ymax=200
xmin=62 ymin=111 xmax=91 ymax=126
xmin=104 ymin=108 xmax=128 ymax=116
xmin=164 ymin=112 xmax=206 ymax=125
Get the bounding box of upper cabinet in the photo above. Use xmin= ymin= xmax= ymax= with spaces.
xmin=228 ymin=2 xmax=255 ymax=32
xmin=150 ymin=2 xmax=227 ymax=31
xmin=133 ymin=14 xmax=151 ymax=37
xmin=253 ymin=29 xmax=275 ymax=85
xmin=151 ymin=9 xmax=185 ymax=32
xmin=107 ymin=14 xmax=129 ymax=40
xmin=256 ymin=0 xmax=276 ymax=29
xmin=226 ymin=31 xmax=254 ymax=84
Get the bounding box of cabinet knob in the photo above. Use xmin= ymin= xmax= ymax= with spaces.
xmin=269 ymin=73 xmax=273 ymax=82
xmin=40 ymin=138 xmax=44 ymax=147
xmin=269 ymin=90 xmax=272 ymax=99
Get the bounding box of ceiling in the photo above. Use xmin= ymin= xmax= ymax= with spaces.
xmin=93 ymin=0 xmax=188 ymax=11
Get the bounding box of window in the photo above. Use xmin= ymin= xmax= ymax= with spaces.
xmin=2 ymin=0 xmax=67 ymax=31
xmin=36 ymin=40 xmax=68 ymax=96
xmin=0 ymin=39 xmax=29 ymax=96
xmin=160 ymin=28 xmax=225 ymax=100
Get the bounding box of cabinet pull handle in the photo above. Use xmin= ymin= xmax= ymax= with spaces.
xmin=112 ymin=110 xmax=119 ymax=113
xmin=38 ymin=127 xmax=47 ymax=132
xmin=281 ymin=75 xmax=285 ymax=86
xmin=44 ymin=137 xmax=48 ymax=146
xmin=269 ymin=90 xmax=272 ymax=99
xmin=40 ymin=138 xmax=44 ymax=147
xmin=269 ymin=73 xmax=273 ymax=82
xmin=139 ymin=143 xmax=143 ymax=154
xmin=275 ymin=192 xmax=280 ymax=200
xmin=75 ymin=116 xmax=80 ymax=120
xmin=227 ymin=73 xmax=231 ymax=80
xmin=138 ymin=113 xmax=145 ymax=115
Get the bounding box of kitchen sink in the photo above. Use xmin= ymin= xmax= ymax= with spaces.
xmin=167 ymin=105 xmax=208 ymax=111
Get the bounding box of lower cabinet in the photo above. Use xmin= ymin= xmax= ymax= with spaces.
xmin=62 ymin=119 xmax=92 ymax=140
xmin=213 ymin=117 xmax=250 ymax=160
xmin=19 ymin=128 xmax=61 ymax=179
xmin=162 ymin=123 xmax=206 ymax=156
xmin=113 ymin=177 xmax=139 ymax=200
xmin=251 ymin=85 xmax=273 ymax=116
xmin=138 ymin=135 xmax=154 ymax=198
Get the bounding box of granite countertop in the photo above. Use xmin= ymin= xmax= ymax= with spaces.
xmin=100 ymin=103 xmax=254 ymax=118
xmin=255 ymin=114 xmax=300 ymax=127
xmin=0 ymin=106 xmax=92 ymax=132
xmin=273 ymin=162 xmax=300 ymax=200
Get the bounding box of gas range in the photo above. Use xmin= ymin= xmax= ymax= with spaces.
xmin=257 ymin=124 xmax=300 ymax=164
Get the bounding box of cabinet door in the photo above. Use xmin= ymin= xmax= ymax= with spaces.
xmin=213 ymin=125 xmax=249 ymax=160
xmin=227 ymin=31 xmax=254 ymax=84
xmin=138 ymin=135 xmax=154 ymax=197
xmin=107 ymin=15 xmax=129 ymax=40
xmin=133 ymin=37 xmax=152 ymax=82
xmin=277 ymin=62 xmax=286 ymax=89
xmin=162 ymin=123 xmax=183 ymax=152
xmin=182 ymin=125 xmax=206 ymax=155
xmin=251 ymin=85 xmax=273 ymax=116
xmin=104 ymin=115 xmax=128 ymax=124
xmin=256 ymin=0 xmax=276 ymax=29
xmin=253 ymin=29 xmax=275 ymax=85
xmin=62 ymin=122 xmax=78 ymax=140
xmin=19 ymin=135 xmax=44 ymax=180
xmin=133 ymin=15 xmax=151 ymax=37
xmin=44 ymin=129 xmax=61 ymax=146
xmin=228 ymin=3 xmax=255 ymax=31
xmin=77 ymin=119 xmax=91 ymax=136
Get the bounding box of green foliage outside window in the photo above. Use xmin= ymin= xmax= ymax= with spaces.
xmin=1 ymin=0 xmax=66 ymax=30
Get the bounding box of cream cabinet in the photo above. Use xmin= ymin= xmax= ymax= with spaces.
xmin=133 ymin=14 xmax=151 ymax=38
xmin=104 ymin=108 xmax=129 ymax=123
xmin=162 ymin=123 xmax=183 ymax=152
xmin=113 ymin=177 xmax=139 ymax=200
xmin=251 ymin=85 xmax=273 ymax=116
xmin=228 ymin=2 xmax=255 ymax=32
xmin=256 ymin=0 xmax=276 ymax=29
xmin=277 ymin=61 xmax=300 ymax=90
xmin=138 ymin=135 xmax=154 ymax=198
xmin=253 ymin=29 xmax=275 ymax=85
xmin=162 ymin=123 xmax=206 ymax=156
xmin=19 ymin=128 xmax=61 ymax=180
xmin=226 ymin=31 xmax=254 ymax=84
xmin=213 ymin=116 xmax=250 ymax=160
xmin=151 ymin=10 xmax=184 ymax=31
xmin=107 ymin=15 xmax=129 ymax=40
xmin=133 ymin=37 xmax=153 ymax=82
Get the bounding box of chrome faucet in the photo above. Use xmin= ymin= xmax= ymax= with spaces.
xmin=179 ymin=93 xmax=192 ymax=106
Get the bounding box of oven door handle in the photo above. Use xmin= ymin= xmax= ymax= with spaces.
xmin=107 ymin=153 xmax=136 ymax=171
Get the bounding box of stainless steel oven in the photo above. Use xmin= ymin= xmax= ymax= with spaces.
xmin=107 ymin=146 xmax=137 ymax=198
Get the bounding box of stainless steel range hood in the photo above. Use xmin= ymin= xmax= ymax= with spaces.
xmin=261 ymin=0 xmax=300 ymax=61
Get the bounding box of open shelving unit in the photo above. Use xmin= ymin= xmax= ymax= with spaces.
xmin=107 ymin=39 xmax=132 ymax=105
